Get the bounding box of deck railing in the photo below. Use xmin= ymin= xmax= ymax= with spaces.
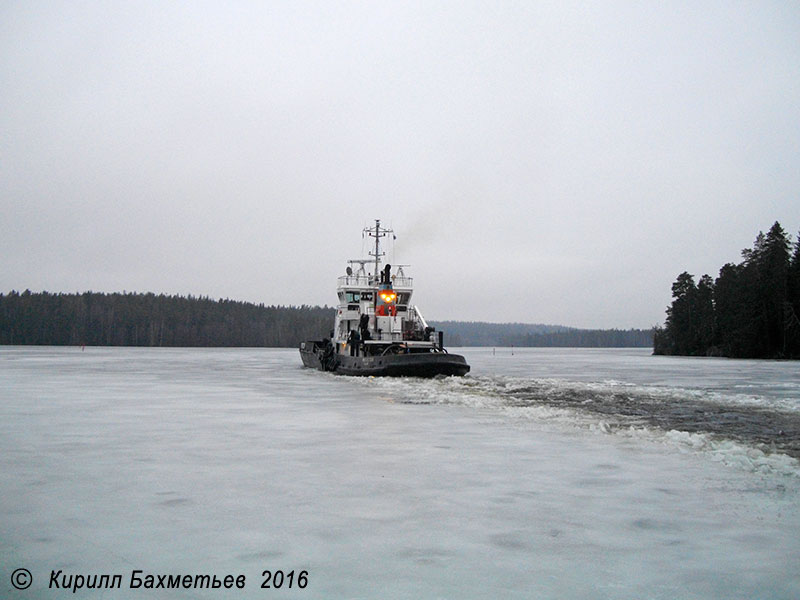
xmin=337 ymin=275 xmax=413 ymax=288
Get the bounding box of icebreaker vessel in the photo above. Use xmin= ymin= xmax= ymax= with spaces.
xmin=299 ymin=220 xmax=470 ymax=377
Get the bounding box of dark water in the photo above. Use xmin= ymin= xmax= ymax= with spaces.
xmin=498 ymin=382 xmax=800 ymax=459
xmin=372 ymin=347 xmax=800 ymax=467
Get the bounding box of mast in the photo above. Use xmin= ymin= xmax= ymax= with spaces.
xmin=364 ymin=219 xmax=393 ymax=279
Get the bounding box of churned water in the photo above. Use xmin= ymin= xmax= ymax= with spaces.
xmin=1 ymin=346 xmax=798 ymax=599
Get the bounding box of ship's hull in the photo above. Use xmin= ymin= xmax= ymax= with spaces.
xmin=299 ymin=342 xmax=469 ymax=377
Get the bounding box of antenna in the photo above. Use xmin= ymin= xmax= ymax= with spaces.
xmin=364 ymin=219 xmax=394 ymax=278
xmin=347 ymin=259 xmax=370 ymax=276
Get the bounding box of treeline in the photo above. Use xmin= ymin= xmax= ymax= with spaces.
xmin=430 ymin=321 xmax=564 ymax=347
xmin=0 ymin=290 xmax=654 ymax=349
xmin=0 ymin=291 xmax=334 ymax=347
xmin=654 ymin=221 xmax=800 ymax=358
xmin=431 ymin=320 xmax=653 ymax=347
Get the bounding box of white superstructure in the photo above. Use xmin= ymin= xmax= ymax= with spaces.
xmin=332 ymin=220 xmax=439 ymax=357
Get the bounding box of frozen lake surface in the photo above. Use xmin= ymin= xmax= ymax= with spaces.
xmin=1 ymin=347 xmax=799 ymax=599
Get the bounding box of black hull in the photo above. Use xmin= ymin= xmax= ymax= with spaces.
xmin=299 ymin=342 xmax=469 ymax=377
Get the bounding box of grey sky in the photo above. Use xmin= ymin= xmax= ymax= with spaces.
xmin=2 ymin=1 xmax=799 ymax=329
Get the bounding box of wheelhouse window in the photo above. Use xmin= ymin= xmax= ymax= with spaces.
xmin=345 ymin=291 xmax=360 ymax=303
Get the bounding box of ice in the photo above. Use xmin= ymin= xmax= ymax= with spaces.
xmin=1 ymin=347 xmax=799 ymax=599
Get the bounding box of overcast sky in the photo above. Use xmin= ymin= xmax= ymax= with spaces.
xmin=2 ymin=1 xmax=799 ymax=329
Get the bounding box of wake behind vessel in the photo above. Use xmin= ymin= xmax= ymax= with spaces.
xmin=299 ymin=220 xmax=470 ymax=377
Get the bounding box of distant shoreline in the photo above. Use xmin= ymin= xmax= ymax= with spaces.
xmin=0 ymin=290 xmax=653 ymax=348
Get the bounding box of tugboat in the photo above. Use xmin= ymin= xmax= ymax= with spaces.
xmin=299 ymin=220 xmax=470 ymax=377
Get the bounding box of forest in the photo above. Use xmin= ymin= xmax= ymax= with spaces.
xmin=654 ymin=221 xmax=800 ymax=359
xmin=0 ymin=291 xmax=653 ymax=348
xmin=0 ymin=291 xmax=334 ymax=347
xmin=431 ymin=321 xmax=653 ymax=347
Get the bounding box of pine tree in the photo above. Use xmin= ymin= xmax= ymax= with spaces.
xmin=786 ymin=230 xmax=800 ymax=357
xmin=714 ymin=263 xmax=747 ymax=356
xmin=753 ymin=222 xmax=791 ymax=356
xmin=664 ymin=272 xmax=699 ymax=355
xmin=696 ymin=274 xmax=715 ymax=352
